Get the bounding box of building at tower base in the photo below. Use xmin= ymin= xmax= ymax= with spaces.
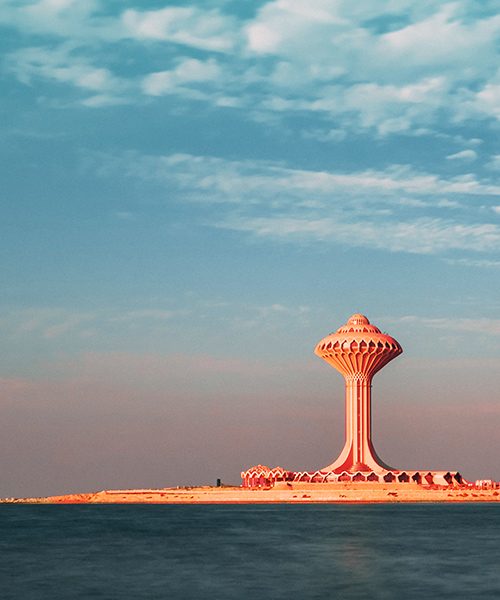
xmin=241 ymin=465 xmax=465 ymax=488
xmin=242 ymin=314 xmax=467 ymax=489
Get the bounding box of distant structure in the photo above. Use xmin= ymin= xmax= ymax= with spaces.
xmin=242 ymin=314 xmax=464 ymax=487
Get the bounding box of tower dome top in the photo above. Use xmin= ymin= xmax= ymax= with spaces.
xmin=347 ymin=314 xmax=369 ymax=326
xmin=336 ymin=314 xmax=381 ymax=334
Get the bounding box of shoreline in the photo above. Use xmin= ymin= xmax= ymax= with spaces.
xmin=3 ymin=482 xmax=499 ymax=504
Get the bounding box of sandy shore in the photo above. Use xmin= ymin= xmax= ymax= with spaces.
xmin=4 ymin=482 xmax=499 ymax=504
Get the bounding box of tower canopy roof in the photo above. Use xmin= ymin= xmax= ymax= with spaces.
xmin=315 ymin=314 xmax=402 ymax=378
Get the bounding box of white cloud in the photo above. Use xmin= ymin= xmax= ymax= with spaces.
xmin=122 ymin=6 xmax=235 ymax=52
xmin=247 ymin=23 xmax=281 ymax=53
xmin=380 ymin=4 xmax=500 ymax=71
xmin=253 ymin=75 xmax=452 ymax=135
xmin=122 ymin=6 xmax=194 ymax=40
xmin=86 ymin=150 xmax=500 ymax=201
xmin=245 ymin=0 xmax=348 ymax=55
xmin=176 ymin=58 xmax=221 ymax=82
xmin=219 ymin=215 xmax=500 ymax=255
xmin=241 ymin=1 xmax=500 ymax=132
xmin=142 ymin=71 xmax=175 ymax=96
xmin=82 ymin=149 xmax=500 ymax=256
xmin=476 ymin=84 xmax=500 ymax=118
xmin=24 ymin=0 xmax=98 ymax=23
xmin=2 ymin=306 xmax=192 ymax=342
xmin=110 ymin=310 xmax=190 ymax=323
xmin=0 ymin=0 xmax=122 ymax=40
xmin=486 ymin=155 xmax=500 ymax=170
xmin=228 ymin=302 xmax=311 ymax=331
xmin=6 ymin=44 xmax=128 ymax=96
xmin=301 ymin=128 xmax=346 ymax=142
xmin=444 ymin=257 xmax=500 ymax=268
xmin=393 ymin=315 xmax=500 ymax=336
xmin=4 ymin=0 xmax=500 ymax=132
xmin=0 ymin=0 xmax=235 ymax=51
xmin=81 ymin=94 xmax=130 ymax=107
xmin=340 ymin=78 xmax=448 ymax=132
xmin=8 ymin=308 xmax=96 ymax=340
xmin=143 ymin=58 xmax=223 ymax=96
xmin=446 ymin=150 xmax=478 ymax=162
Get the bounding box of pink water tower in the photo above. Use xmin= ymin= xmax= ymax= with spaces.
xmin=315 ymin=314 xmax=402 ymax=474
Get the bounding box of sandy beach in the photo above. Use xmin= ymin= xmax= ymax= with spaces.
xmin=5 ymin=482 xmax=499 ymax=504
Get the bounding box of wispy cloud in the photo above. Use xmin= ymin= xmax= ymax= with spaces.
xmin=5 ymin=43 xmax=131 ymax=102
xmin=0 ymin=301 xmax=313 ymax=354
xmin=7 ymin=307 xmax=96 ymax=340
xmin=84 ymin=150 xmax=500 ymax=199
xmin=220 ymin=215 xmax=500 ymax=254
xmin=1 ymin=306 xmax=190 ymax=342
xmin=444 ymin=257 xmax=500 ymax=268
xmin=486 ymin=155 xmax=500 ymax=171
xmin=83 ymin=150 xmax=500 ymax=256
xmin=228 ymin=303 xmax=311 ymax=331
xmin=122 ymin=6 xmax=236 ymax=51
xmin=142 ymin=58 xmax=224 ymax=97
xmin=391 ymin=315 xmax=500 ymax=336
xmin=110 ymin=310 xmax=190 ymax=323
xmin=0 ymin=0 xmax=121 ymax=39
xmin=447 ymin=150 xmax=478 ymax=163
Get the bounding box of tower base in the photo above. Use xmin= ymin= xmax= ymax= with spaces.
xmin=241 ymin=465 xmax=465 ymax=488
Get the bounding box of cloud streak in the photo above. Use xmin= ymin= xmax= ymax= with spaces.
xmin=220 ymin=216 xmax=500 ymax=254
xmin=395 ymin=315 xmax=500 ymax=336
xmin=84 ymin=150 xmax=500 ymax=256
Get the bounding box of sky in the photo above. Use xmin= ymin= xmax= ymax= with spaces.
xmin=1 ymin=0 xmax=500 ymax=498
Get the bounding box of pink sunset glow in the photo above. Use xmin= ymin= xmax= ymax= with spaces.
xmin=1 ymin=312 xmax=499 ymax=498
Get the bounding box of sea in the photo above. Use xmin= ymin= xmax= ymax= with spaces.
xmin=1 ymin=503 xmax=499 ymax=600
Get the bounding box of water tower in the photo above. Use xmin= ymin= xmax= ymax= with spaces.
xmin=242 ymin=313 xmax=465 ymax=487
xmin=315 ymin=314 xmax=402 ymax=474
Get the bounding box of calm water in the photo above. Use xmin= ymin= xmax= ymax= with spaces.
xmin=1 ymin=504 xmax=499 ymax=599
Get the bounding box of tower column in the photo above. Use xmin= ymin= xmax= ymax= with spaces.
xmin=346 ymin=375 xmax=370 ymax=469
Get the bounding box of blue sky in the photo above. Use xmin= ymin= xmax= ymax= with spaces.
xmin=1 ymin=0 xmax=499 ymax=497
